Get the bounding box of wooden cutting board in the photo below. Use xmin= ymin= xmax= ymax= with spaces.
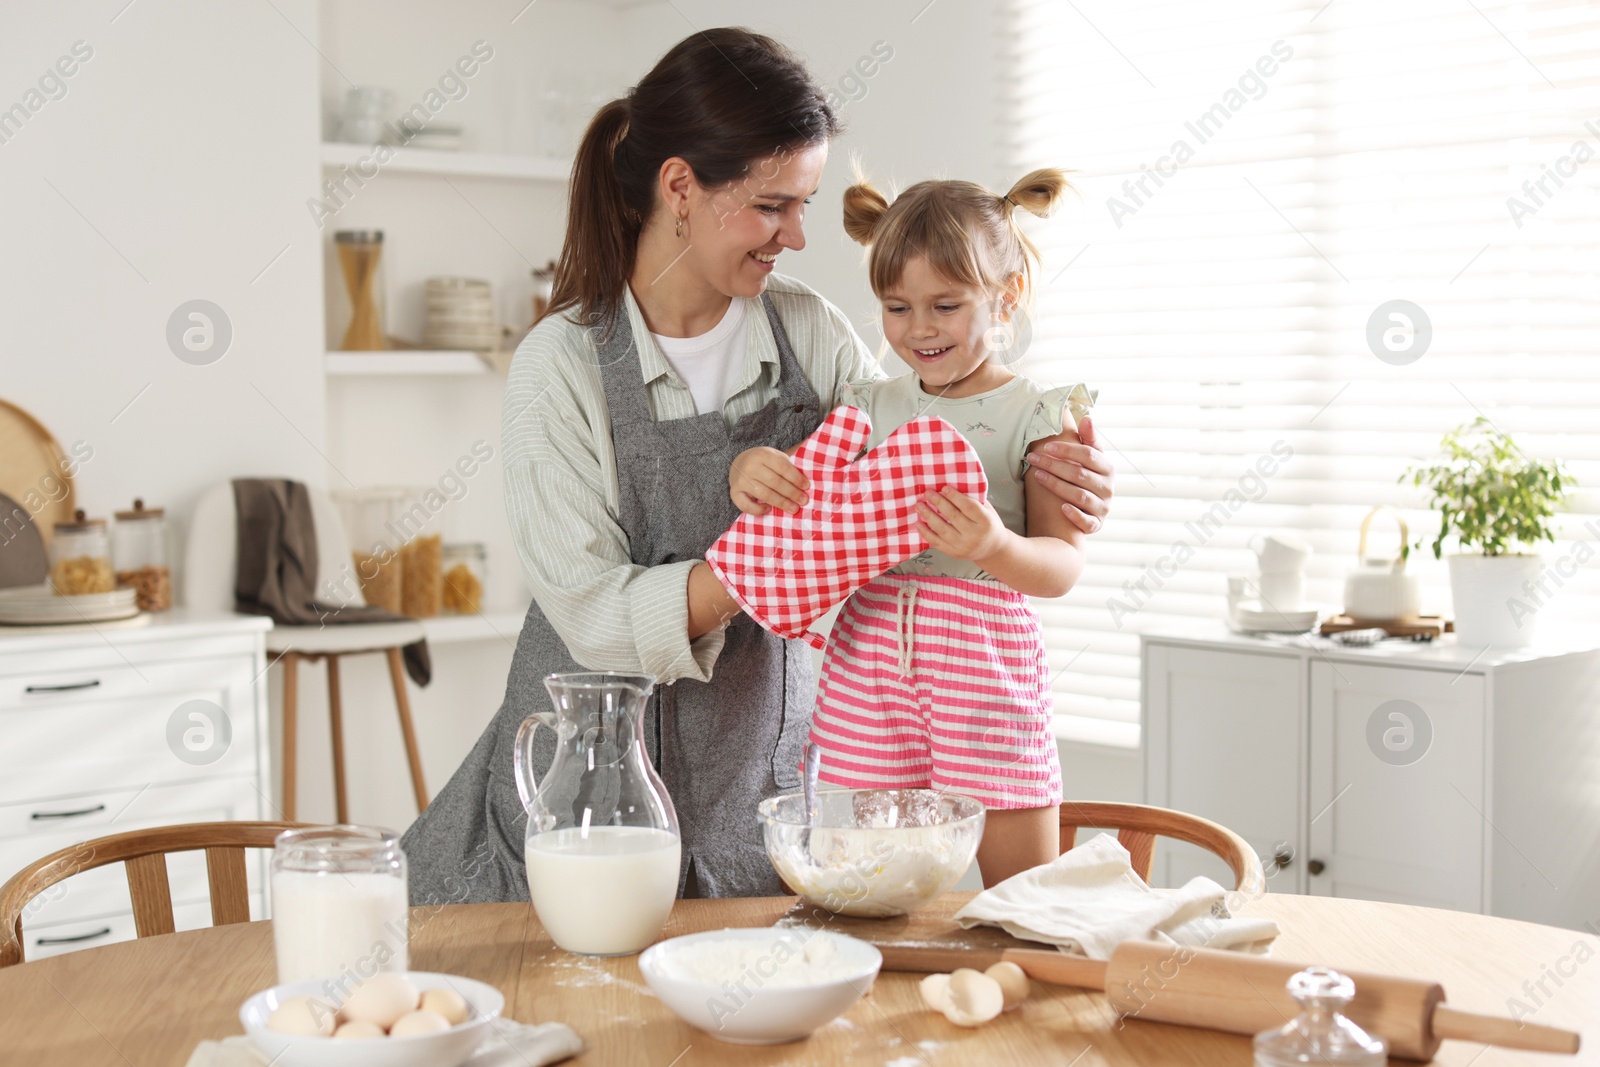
xmin=771 ymin=892 xmax=1042 ymax=970
xmin=1320 ymin=613 xmax=1453 ymax=637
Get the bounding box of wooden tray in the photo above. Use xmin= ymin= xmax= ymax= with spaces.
xmin=0 ymin=399 xmax=75 ymax=546
xmin=772 ymin=892 xmax=1040 ymax=971
xmin=1319 ymin=614 xmax=1453 ymax=638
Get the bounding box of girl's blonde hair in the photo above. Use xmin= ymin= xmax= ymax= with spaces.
xmin=842 ymin=168 xmax=1071 ymax=310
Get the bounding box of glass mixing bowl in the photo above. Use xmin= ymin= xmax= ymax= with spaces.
xmin=757 ymin=788 xmax=985 ymax=918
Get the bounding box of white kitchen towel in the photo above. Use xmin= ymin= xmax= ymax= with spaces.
xmin=953 ymin=832 xmax=1280 ymax=960
xmin=184 ymin=1018 xmax=583 ymax=1067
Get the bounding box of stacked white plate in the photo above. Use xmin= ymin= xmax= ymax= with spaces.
xmin=0 ymin=584 xmax=139 ymax=625
xmin=1227 ymin=599 xmax=1326 ymax=634
xmin=422 ymin=277 xmax=500 ymax=350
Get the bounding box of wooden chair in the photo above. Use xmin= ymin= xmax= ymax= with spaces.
xmin=1058 ymin=801 xmax=1266 ymax=896
xmin=185 ymin=481 xmax=430 ymax=822
xmin=0 ymin=821 xmax=301 ymax=968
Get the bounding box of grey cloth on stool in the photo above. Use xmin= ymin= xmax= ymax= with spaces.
xmin=232 ymin=478 xmax=430 ymax=686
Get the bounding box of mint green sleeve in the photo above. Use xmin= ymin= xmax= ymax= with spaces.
xmin=1024 ymin=382 xmax=1097 ymax=443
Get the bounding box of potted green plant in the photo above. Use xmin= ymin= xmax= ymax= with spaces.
xmin=1401 ymin=416 xmax=1573 ymax=647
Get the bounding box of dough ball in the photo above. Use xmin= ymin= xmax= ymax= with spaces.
xmin=332 ymin=1020 xmax=385 ymax=1039
xmin=419 ymin=987 xmax=470 ymax=1026
xmin=266 ymin=995 xmax=336 ymax=1036
xmin=341 ymin=973 xmax=420 ymax=1030
xmin=389 ymin=1009 xmax=452 ymax=1037
xmin=919 ymin=972 xmax=952 ymax=1013
xmin=943 ymin=968 xmax=1004 ymax=1027
xmin=985 ymin=961 xmax=1030 ymax=1011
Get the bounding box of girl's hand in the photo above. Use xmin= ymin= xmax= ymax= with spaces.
xmin=730 ymin=446 xmax=810 ymax=516
xmin=915 ymin=487 xmax=1010 ymax=563
xmin=1025 ymin=414 xmax=1114 ymax=534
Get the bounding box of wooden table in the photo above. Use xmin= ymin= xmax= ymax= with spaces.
xmin=2 ymin=892 xmax=1594 ymax=1065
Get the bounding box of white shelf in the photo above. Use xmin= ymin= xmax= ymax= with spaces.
xmin=420 ymin=610 xmax=527 ymax=645
xmin=319 ymin=141 xmax=570 ymax=182
xmin=325 ymin=351 xmax=489 ymax=376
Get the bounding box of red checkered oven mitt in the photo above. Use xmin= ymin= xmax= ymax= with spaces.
xmin=706 ymin=405 xmax=988 ymax=649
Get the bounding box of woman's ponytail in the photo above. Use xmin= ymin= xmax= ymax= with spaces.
xmin=542 ymin=99 xmax=633 ymax=336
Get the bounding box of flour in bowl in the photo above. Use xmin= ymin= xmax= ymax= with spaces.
xmin=660 ymin=933 xmax=866 ymax=986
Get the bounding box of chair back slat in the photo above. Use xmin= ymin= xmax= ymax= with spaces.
xmin=1057 ymin=801 xmax=1265 ymax=896
xmin=1116 ymin=828 xmax=1157 ymax=883
xmin=0 ymin=821 xmax=302 ymax=967
xmin=126 ymin=853 xmax=176 ymax=938
xmin=205 ymin=846 xmax=252 ymax=926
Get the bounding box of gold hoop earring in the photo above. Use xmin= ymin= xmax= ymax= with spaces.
xmin=675 ymin=215 xmax=685 ymax=238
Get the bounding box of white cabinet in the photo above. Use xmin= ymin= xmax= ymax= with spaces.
xmin=0 ymin=611 xmax=273 ymax=959
xmin=1143 ymin=644 xmax=1305 ymax=895
xmin=1307 ymin=661 xmax=1484 ymax=912
xmin=1142 ymin=623 xmax=1600 ymax=930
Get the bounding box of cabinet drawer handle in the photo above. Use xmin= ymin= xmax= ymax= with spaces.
xmin=1271 ymin=844 xmax=1295 ymax=870
xmin=24 ymin=679 xmax=101 ymax=694
xmin=30 ymin=804 xmax=107 ymax=821
xmin=1308 ymin=859 xmax=1326 ymax=876
xmin=36 ymin=927 xmax=113 ymax=946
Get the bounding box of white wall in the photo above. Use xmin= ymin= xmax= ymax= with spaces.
xmin=1 ymin=0 xmax=325 ymax=550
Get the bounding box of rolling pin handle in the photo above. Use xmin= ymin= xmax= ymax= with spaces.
xmin=1431 ymin=1004 xmax=1581 ymax=1055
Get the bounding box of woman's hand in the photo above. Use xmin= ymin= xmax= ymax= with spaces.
xmin=1024 ymin=415 xmax=1114 ymax=534
xmin=730 ymin=446 xmax=810 ymax=516
xmin=915 ymin=488 xmax=1010 ymax=564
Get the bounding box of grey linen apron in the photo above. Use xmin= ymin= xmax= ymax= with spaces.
xmin=402 ymin=294 xmax=822 ymax=904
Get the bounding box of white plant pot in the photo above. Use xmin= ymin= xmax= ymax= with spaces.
xmin=1447 ymin=553 xmax=1545 ymax=648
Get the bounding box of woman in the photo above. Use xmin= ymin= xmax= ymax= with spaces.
xmin=402 ymin=27 xmax=1114 ymax=903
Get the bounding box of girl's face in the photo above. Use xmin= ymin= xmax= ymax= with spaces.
xmin=880 ymin=256 xmax=1018 ymax=397
xmin=687 ymin=142 xmax=828 ymax=299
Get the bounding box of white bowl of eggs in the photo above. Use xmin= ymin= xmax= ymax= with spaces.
xmin=240 ymin=971 xmax=503 ymax=1067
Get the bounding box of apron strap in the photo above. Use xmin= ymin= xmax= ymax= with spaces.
xmin=593 ymin=299 xmax=654 ymax=429
xmin=758 ymin=291 xmax=817 ymax=404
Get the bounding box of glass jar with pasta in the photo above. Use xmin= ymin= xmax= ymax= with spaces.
xmin=50 ymin=511 xmax=114 ymax=596
xmin=441 ymin=542 xmax=486 ymax=615
xmin=113 ymin=498 xmax=172 ymax=611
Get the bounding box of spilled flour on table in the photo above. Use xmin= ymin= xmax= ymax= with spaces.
xmin=542 ymin=952 xmax=649 ymax=995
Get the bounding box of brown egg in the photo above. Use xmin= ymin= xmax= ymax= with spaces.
xmin=985 ymin=960 xmax=1030 ymax=1010
xmin=341 ymin=973 xmax=421 ymax=1030
xmin=419 ymin=987 xmax=470 ymax=1026
xmin=389 ymin=1009 xmax=452 ymax=1037
xmin=267 ymin=995 xmax=336 ymax=1036
xmin=943 ymin=968 xmax=1004 ymax=1027
xmin=332 ymin=1020 xmax=386 ymax=1039
xmin=919 ymin=973 xmax=952 ymax=1013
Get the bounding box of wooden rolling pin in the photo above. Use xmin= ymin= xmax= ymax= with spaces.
xmin=879 ymin=941 xmax=1581 ymax=1061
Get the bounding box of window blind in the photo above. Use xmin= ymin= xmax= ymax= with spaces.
xmin=1002 ymin=0 xmax=1600 ymax=745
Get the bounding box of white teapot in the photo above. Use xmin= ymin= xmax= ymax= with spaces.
xmin=1343 ymin=507 xmax=1421 ymax=621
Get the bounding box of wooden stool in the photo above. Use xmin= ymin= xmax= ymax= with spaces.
xmin=184 ymin=481 xmax=432 ymax=824
xmin=270 ymin=629 xmax=429 ymax=823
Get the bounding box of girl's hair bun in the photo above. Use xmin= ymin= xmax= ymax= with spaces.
xmin=842 ymin=179 xmax=891 ymax=246
xmin=1002 ymin=168 xmax=1071 ymax=220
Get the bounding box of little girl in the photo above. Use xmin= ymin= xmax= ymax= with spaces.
xmin=729 ymin=168 xmax=1091 ymax=887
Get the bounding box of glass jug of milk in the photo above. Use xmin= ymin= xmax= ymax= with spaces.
xmin=271 ymin=825 xmax=409 ymax=985
xmin=516 ymin=672 xmax=681 ymax=956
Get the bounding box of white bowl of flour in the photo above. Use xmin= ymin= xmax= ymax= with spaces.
xmin=639 ymin=928 xmax=881 ymax=1044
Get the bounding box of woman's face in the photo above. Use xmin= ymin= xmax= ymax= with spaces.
xmin=687 ymin=142 xmax=829 ymax=298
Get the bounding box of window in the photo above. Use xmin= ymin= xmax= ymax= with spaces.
xmin=1004 ymin=0 xmax=1600 ymax=745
